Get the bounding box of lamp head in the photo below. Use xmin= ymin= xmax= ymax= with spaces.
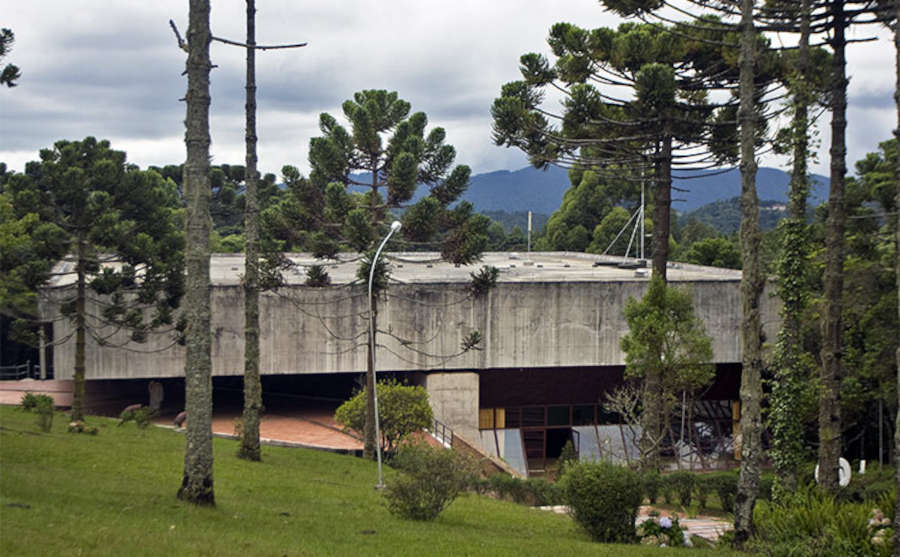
xmin=390 ymin=220 xmax=402 ymax=232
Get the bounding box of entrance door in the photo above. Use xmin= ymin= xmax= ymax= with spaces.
xmin=522 ymin=429 xmax=546 ymax=476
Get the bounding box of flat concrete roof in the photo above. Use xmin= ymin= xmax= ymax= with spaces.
xmin=46 ymin=252 xmax=741 ymax=288
xmin=221 ymin=251 xmax=741 ymax=285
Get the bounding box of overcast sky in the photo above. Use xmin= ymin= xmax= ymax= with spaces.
xmin=1 ymin=1 xmax=895 ymax=180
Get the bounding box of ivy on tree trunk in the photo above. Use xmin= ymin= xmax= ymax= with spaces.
xmin=818 ymin=0 xmax=848 ymax=497
xmin=733 ymin=0 xmax=764 ymax=547
xmin=891 ymin=0 xmax=900 ymax=551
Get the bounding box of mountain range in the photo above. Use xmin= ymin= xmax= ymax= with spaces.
xmin=458 ymin=165 xmax=830 ymax=216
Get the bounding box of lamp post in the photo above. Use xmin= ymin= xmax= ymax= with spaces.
xmin=369 ymin=220 xmax=401 ymax=488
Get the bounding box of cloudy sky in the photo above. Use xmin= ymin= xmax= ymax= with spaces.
xmin=1 ymin=1 xmax=895 ymax=180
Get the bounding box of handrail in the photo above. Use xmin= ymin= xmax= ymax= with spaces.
xmin=429 ymin=418 xmax=453 ymax=448
xmin=0 ymin=361 xmax=38 ymax=380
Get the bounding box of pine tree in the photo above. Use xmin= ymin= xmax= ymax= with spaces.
xmin=272 ymin=89 xmax=489 ymax=459
xmin=0 ymin=28 xmax=20 ymax=87
xmin=4 ymin=138 xmax=183 ymax=420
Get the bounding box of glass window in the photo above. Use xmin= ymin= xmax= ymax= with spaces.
xmin=572 ymin=404 xmax=595 ymax=425
xmin=547 ymin=405 xmax=570 ymax=426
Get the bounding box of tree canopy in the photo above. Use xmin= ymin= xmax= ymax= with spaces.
xmin=4 ymin=137 xmax=184 ymax=418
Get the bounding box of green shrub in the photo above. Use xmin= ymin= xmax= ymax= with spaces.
xmin=695 ymin=475 xmax=712 ymax=510
xmin=668 ymin=471 xmax=696 ymax=507
xmin=560 ymin=461 xmax=642 ymax=543
xmin=841 ymin=464 xmax=896 ymax=504
xmin=660 ymin=474 xmax=675 ymax=505
xmin=33 ymin=395 xmax=54 ymax=432
xmin=119 ymin=406 xmax=157 ymax=429
xmin=750 ymin=486 xmax=882 ymax=557
xmin=335 ymin=379 xmax=433 ymax=453
xmin=523 ymin=478 xmax=564 ymax=506
xmin=642 ymin=470 xmax=661 ymax=504
xmin=20 ymin=392 xmax=46 ymax=412
xmin=486 ymin=474 xmax=563 ymax=506
xmin=383 ymin=441 xmax=475 ymax=521
xmin=638 ymin=515 xmax=687 ymax=547
xmin=706 ymin=471 xmax=738 ymax=513
xmin=758 ymin=473 xmax=775 ymax=502
xmin=488 ymin=474 xmax=528 ymax=503
xmin=558 ymin=440 xmax=578 ymax=470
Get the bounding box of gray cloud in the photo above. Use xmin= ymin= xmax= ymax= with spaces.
xmin=1 ymin=0 xmax=895 ymax=183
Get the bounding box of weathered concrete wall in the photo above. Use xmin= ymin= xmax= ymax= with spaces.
xmin=426 ymin=371 xmax=480 ymax=442
xmin=45 ymin=278 xmax=780 ymax=380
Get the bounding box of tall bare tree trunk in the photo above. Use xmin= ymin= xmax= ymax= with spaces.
xmin=651 ymin=128 xmax=672 ymax=283
xmin=771 ymin=0 xmax=811 ymax=495
xmin=239 ymin=0 xmax=262 ymax=462
xmin=890 ymin=1 xmax=900 ymax=553
xmin=819 ymin=0 xmax=847 ymax=496
xmin=72 ymin=238 xmax=87 ymax=421
xmin=733 ymin=0 xmax=764 ymax=547
xmin=178 ymin=0 xmax=215 ymax=506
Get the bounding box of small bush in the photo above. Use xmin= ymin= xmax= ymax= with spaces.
xmin=560 ymin=461 xmax=642 ymax=543
xmin=706 ymin=471 xmax=738 ymax=513
xmin=119 ymin=406 xmax=157 ymax=429
xmin=638 ymin=515 xmax=687 ymax=547
xmin=696 ymin=475 xmax=712 ymax=510
xmin=642 ymin=470 xmax=661 ymax=504
xmin=20 ymin=392 xmax=46 ymax=412
xmin=660 ymin=474 xmax=675 ymax=505
xmin=485 ymin=474 xmax=563 ymax=506
xmin=33 ymin=395 xmax=54 ymax=432
xmin=383 ymin=441 xmax=475 ymax=521
xmin=668 ymin=471 xmax=696 ymax=507
xmin=558 ymin=440 xmax=578 ymax=469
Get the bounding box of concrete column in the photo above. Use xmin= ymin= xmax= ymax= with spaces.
xmin=39 ymin=325 xmax=47 ymax=380
xmin=425 ymin=371 xmax=479 ymax=443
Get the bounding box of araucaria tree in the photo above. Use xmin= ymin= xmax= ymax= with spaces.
xmin=178 ymin=0 xmax=215 ymax=506
xmin=0 ymin=27 xmax=20 ymax=87
xmin=620 ymin=275 xmax=715 ymax=472
xmin=491 ymin=18 xmax=775 ymax=281
xmin=274 ymin=89 xmax=489 ymax=458
xmin=4 ymin=138 xmax=184 ymax=421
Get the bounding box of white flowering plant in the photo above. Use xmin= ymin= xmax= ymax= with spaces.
xmin=867 ymin=508 xmax=893 ymax=555
xmin=638 ymin=514 xmax=688 ymax=547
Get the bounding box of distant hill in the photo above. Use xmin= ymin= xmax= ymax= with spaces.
xmin=351 ymin=165 xmax=829 ymax=216
xmin=683 ymin=197 xmax=789 ymax=234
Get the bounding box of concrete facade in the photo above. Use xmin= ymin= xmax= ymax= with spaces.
xmin=425 ymin=372 xmax=480 ymax=441
xmin=40 ymin=252 xmax=779 ymax=455
xmin=42 ymin=252 xmax=780 ymax=381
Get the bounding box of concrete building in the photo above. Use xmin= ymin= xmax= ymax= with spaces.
xmin=40 ymin=252 xmax=779 ymax=475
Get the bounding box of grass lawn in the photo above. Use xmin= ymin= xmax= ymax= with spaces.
xmin=1 ymin=406 xmax=737 ymax=556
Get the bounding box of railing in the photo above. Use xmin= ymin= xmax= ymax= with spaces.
xmin=0 ymin=361 xmax=38 ymax=380
xmin=429 ymin=418 xmax=453 ymax=448
xmin=0 ymin=361 xmax=52 ymax=380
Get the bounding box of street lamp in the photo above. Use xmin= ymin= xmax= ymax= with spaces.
xmin=369 ymin=220 xmax=401 ymax=488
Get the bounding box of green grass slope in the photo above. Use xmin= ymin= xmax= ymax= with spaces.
xmin=0 ymin=407 xmax=729 ymax=556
